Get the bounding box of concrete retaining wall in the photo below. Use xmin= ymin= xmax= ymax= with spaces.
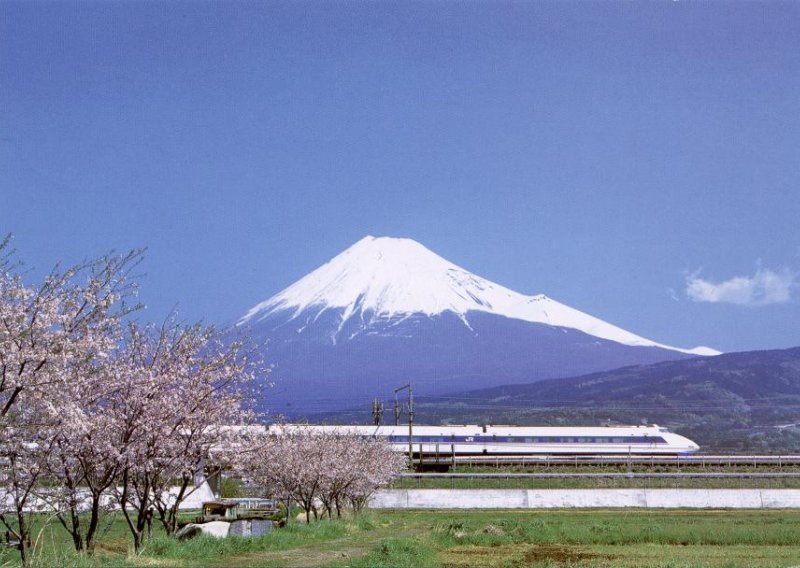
xmin=369 ymin=489 xmax=800 ymax=509
xmin=1 ymin=481 xmax=215 ymax=513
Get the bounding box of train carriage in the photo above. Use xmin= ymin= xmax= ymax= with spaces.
xmin=279 ymin=424 xmax=699 ymax=456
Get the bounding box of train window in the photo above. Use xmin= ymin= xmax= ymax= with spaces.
xmin=612 ymin=438 xmax=624 ymax=443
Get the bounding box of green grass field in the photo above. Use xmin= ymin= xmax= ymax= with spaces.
xmin=4 ymin=509 xmax=800 ymax=567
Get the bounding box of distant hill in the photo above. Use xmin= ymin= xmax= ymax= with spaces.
xmin=311 ymin=347 xmax=800 ymax=453
xmin=412 ymin=346 xmax=800 ymax=452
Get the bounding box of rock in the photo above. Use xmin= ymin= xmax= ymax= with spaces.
xmin=482 ymin=524 xmax=505 ymax=535
xmin=197 ymin=521 xmax=231 ymax=538
xmin=175 ymin=524 xmax=202 ymax=541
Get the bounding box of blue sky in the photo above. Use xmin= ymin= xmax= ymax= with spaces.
xmin=2 ymin=1 xmax=799 ymax=353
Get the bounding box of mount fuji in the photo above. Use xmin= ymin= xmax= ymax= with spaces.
xmin=237 ymin=236 xmax=719 ymax=415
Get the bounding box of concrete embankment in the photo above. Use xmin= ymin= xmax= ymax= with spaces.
xmin=370 ymin=489 xmax=800 ymax=509
xmin=1 ymin=482 xmax=215 ymax=513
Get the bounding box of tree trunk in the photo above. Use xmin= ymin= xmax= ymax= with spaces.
xmin=16 ymin=512 xmax=30 ymax=567
xmin=155 ymin=475 xmax=189 ymax=536
xmin=133 ymin=500 xmax=150 ymax=551
xmin=119 ymin=472 xmax=149 ymax=553
xmin=85 ymin=494 xmax=101 ymax=555
xmin=18 ymin=539 xmax=29 ymax=567
xmin=57 ymin=505 xmax=83 ymax=553
xmin=69 ymin=516 xmax=83 ymax=552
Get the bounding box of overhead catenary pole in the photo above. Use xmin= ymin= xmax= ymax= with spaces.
xmin=372 ymin=398 xmax=384 ymax=426
xmin=394 ymin=384 xmax=413 ymax=466
xmin=409 ymin=385 xmax=413 ymax=464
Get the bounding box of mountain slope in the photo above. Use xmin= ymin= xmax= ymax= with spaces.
xmin=241 ymin=236 xmax=716 ymax=355
xmin=237 ymin=236 xmax=719 ymax=413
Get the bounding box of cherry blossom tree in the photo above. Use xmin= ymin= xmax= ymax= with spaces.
xmin=113 ymin=319 xmax=257 ymax=551
xmin=342 ymin=436 xmax=406 ymax=513
xmin=235 ymin=425 xmax=405 ymax=523
xmin=0 ymin=238 xmax=264 ymax=562
xmin=0 ymin=245 xmax=140 ymax=424
xmin=0 ymin=239 xmax=141 ymax=564
xmin=41 ymin=350 xmax=142 ymax=555
xmin=232 ymin=426 xmax=317 ymax=522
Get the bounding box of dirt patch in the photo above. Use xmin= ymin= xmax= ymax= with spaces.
xmin=129 ymin=559 xmax=184 ymax=567
xmin=99 ymin=539 xmax=131 ymax=554
xmin=523 ymin=544 xmax=600 ymax=563
xmin=210 ymin=538 xmax=370 ymax=568
xmin=441 ymin=543 xmax=613 ymax=567
xmin=446 ymin=547 xmax=495 ymax=556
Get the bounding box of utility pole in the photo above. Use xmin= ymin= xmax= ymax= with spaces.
xmin=371 ymin=398 xmax=384 ymax=426
xmin=394 ymin=384 xmax=413 ymax=466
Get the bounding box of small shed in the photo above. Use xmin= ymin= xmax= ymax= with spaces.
xmin=201 ymin=500 xmax=240 ymax=521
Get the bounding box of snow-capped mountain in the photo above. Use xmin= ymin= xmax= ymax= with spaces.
xmin=238 ymin=236 xmax=719 ymax=414
xmin=241 ymin=236 xmax=715 ymax=355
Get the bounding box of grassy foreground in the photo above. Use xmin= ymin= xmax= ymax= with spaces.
xmin=4 ymin=509 xmax=800 ymax=567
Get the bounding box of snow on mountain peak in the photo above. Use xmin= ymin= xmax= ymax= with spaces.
xmin=240 ymin=236 xmax=720 ymax=356
xmin=241 ymin=235 xmax=490 ymax=322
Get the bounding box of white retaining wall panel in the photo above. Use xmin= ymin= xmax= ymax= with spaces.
xmin=643 ymin=489 xmax=762 ymax=508
xmin=525 ymin=489 xmax=647 ymax=508
xmin=406 ymin=489 xmax=529 ymax=509
xmin=370 ymin=489 xmax=800 ymax=509
xmin=759 ymin=490 xmax=800 ymax=508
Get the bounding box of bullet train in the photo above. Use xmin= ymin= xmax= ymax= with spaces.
xmin=280 ymin=424 xmax=700 ymax=456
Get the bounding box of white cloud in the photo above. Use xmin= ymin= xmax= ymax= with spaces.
xmin=685 ymin=266 xmax=796 ymax=306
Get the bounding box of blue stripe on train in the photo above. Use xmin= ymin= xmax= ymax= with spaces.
xmin=382 ymin=435 xmax=668 ymax=445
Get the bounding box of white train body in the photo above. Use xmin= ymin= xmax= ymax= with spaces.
xmin=280 ymin=424 xmax=699 ymax=456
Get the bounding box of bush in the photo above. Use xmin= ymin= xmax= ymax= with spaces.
xmin=219 ymin=476 xmax=243 ymax=498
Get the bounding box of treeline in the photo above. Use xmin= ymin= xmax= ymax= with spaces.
xmin=232 ymin=425 xmax=407 ymax=522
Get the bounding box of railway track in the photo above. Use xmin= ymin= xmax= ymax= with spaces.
xmin=416 ymin=454 xmax=800 ymax=469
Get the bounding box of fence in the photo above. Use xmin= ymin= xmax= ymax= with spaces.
xmin=418 ymin=453 xmax=800 ymax=469
xmin=392 ymin=472 xmax=800 ymax=490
